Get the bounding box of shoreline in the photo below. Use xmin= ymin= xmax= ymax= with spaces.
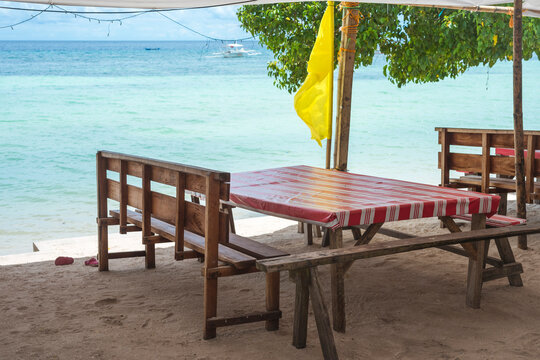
xmin=0 ymin=215 xmax=296 ymax=266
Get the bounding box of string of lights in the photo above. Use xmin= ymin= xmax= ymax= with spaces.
xmin=0 ymin=2 xmax=255 ymax=41
xmin=0 ymin=4 xmax=52 ymax=29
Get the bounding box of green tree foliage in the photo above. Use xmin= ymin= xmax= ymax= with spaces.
xmin=237 ymin=3 xmax=540 ymax=93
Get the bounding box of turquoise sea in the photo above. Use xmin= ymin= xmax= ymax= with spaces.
xmin=1 ymin=41 xmax=539 ymax=255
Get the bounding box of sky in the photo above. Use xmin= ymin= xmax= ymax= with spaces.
xmin=0 ymin=1 xmax=251 ymax=40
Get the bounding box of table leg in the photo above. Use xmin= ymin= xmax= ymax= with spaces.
xmin=304 ymin=223 xmax=313 ymax=245
xmin=494 ymin=237 xmax=523 ymax=286
xmin=322 ymin=228 xmax=330 ymax=247
xmin=292 ymin=269 xmax=310 ymax=349
xmin=265 ymin=272 xmax=280 ymax=331
xmin=329 ymin=229 xmax=346 ymax=333
xmin=466 ymin=214 xmax=487 ymax=308
xmin=309 ymin=268 xmax=340 ymax=360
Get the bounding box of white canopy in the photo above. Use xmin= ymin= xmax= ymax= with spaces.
xmin=3 ymin=0 xmax=540 ymax=17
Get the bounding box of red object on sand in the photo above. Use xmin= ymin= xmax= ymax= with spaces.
xmin=84 ymin=257 xmax=99 ymax=267
xmin=230 ymin=165 xmax=500 ymax=229
xmin=55 ymin=256 xmax=74 ymax=266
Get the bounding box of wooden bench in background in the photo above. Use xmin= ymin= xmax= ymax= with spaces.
xmin=436 ymin=128 xmax=540 ymax=209
xmin=96 ymin=151 xmax=288 ymax=339
xmin=256 ymin=223 xmax=540 ymax=360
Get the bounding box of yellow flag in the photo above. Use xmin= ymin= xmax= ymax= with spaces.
xmin=294 ymin=3 xmax=334 ymax=146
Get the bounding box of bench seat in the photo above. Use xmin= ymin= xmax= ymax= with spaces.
xmin=451 ymin=214 xmax=527 ymax=228
xmin=110 ymin=209 xmax=288 ymax=269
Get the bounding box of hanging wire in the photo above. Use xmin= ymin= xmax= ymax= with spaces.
xmin=0 ymin=4 xmax=52 ymax=29
xmin=157 ymin=12 xmax=253 ymax=41
xmin=53 ymin=5 xmax=147 ymax=23
xmin=0 ymin=2 xmax=256 ymax=41
xmin=0 ymin=0 xmax=258 ymax=14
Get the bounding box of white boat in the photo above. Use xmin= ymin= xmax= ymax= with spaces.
xmin=215 ymin=43 xmax=259 ymax=58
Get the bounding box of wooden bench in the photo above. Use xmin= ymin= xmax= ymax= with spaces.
xmin=96 ymin=151 xmax=288 ymax=339
xmin=256 ymin=224 xmax=540 ymax=360
xmin=436 ymin=128 xmax=540 ymax=206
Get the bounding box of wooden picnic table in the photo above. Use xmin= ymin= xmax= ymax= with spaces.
xmin=228 ymin=165 xmax=522 ymax=335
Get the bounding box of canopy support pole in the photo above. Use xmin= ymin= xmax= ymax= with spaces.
xmin=333 ymin=2 xmax=360 ymax=171
xmin=513 ymin=0 xmax=527 ymax=249
xmin=326 ymin=139 xmax=332 ymax=169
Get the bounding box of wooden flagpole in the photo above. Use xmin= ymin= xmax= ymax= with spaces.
xmin=333 ymin=2 xmax=360 ymax=171
xmin=326 ymin=1 xmax=335 ymax=170
xmin=513 ymin=0 xmax=527 ymax=249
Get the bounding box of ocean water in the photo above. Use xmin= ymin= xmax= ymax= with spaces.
xmin=0 ymin=40 xmax=539 ymax=255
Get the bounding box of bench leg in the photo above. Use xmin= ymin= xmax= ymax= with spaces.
xmin=145 ymin=243 xmax=156 ymax=269
xmin=494 ymin=237 xmax=523 ymax=287
xmin=203 ymin=276 xmax=218 ymax=339
xmin=227 ymin=206 xmax=236 ymax=234
xmin=329 ymin=229 xmax=346 ymax=333
xmin=498 ymin=193 xmax=508 ymax=215
xmin=315 ymin=225 xmax=322 ymax=238
xmin=466 ymin=214 xmax=487 ymax=308
xmin=98 ymin=223 xmax=109 ymax=271
xmin=466 ymin=240 xmax=488 ymax=308
xmin=321 ymin=228 xmax=330 ymax=247
xmin=292 ymin=269 xmax=310 ymax=349
xmin=298 ymin=221 xmax=304 ymax=233
xmin=309 ymin=268 xmax=340 ymax=360
xmin=265 ymin=272 xmax=280 ymax=331
xmin=304 ymin=223 xmax=313 ymax=245
xmin=351 ymin=227 xmax=361 ymax=240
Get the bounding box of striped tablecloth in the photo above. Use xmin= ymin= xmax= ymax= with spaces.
xmin=230 ymin=165 xmax=500 ymax=229
xmin=495 ymin=148 xmax=540 ymax=159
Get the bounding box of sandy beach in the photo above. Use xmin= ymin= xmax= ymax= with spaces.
xmin=1 ymin=202 xmax=539 ymax=360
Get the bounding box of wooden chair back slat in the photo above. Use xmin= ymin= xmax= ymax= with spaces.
xmin=96 ymin=153 xmax=109 ymax=271
xmin=437 ymin=128 xmax=540 ymax=149
xmin=175 ymin=172 xmax=186 ymax=259
xmin=481 ymin=133 xmax=491 ymax=193
xmin=527 ymin=136 xmax=537 ymax=201
xmin=491 ymin=156 xmax=517 ymax=176
xmin=440 ymin=128 xmax=450 ymax=187
xmin=106 ymin=157 xmax=209 ymax=195
xmin=438 ymin=153 xmax=520 ymax=176
xmin=438 ymin=153 xmax=482 ymax=174
xmin=119 ymin=160 xmax=128 ymax=234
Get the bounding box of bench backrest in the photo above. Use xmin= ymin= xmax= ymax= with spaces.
xmin=436 ymin=128 xmax=540 ymax=195
xmin=96 ymin=151 xmax=231 ymax=248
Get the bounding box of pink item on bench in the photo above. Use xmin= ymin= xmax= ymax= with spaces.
xmin=496 ymin=148 xmax=540 ymax=159
xmin=451 ymin=214 xmax=527 ymax=227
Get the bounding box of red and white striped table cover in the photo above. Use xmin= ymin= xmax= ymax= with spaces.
xmin=230 ymin=165 xmax=500 ymax=229
xmin=495 ymin=148 xmax=540 ymax=159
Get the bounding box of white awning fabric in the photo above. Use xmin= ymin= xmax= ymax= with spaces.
xmin=3 ymin=0 xmax=539 ymax=17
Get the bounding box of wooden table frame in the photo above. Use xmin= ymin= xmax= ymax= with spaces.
xmin=226 ymin=199 xmax=524 ymax=335
xmin=256 ymin=219 xmax=540 ymax=360
xmin=316 ymin=213 xmax=523 ymax=334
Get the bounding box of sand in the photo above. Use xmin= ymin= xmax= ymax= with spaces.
xmin=1 ymin=202 xmax=539 ymax=360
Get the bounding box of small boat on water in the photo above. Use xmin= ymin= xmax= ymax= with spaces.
xmin=145 ymin=48 xmax=160 ymax=51
xmin=214 ymin=43 xmax=259 ymax=58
